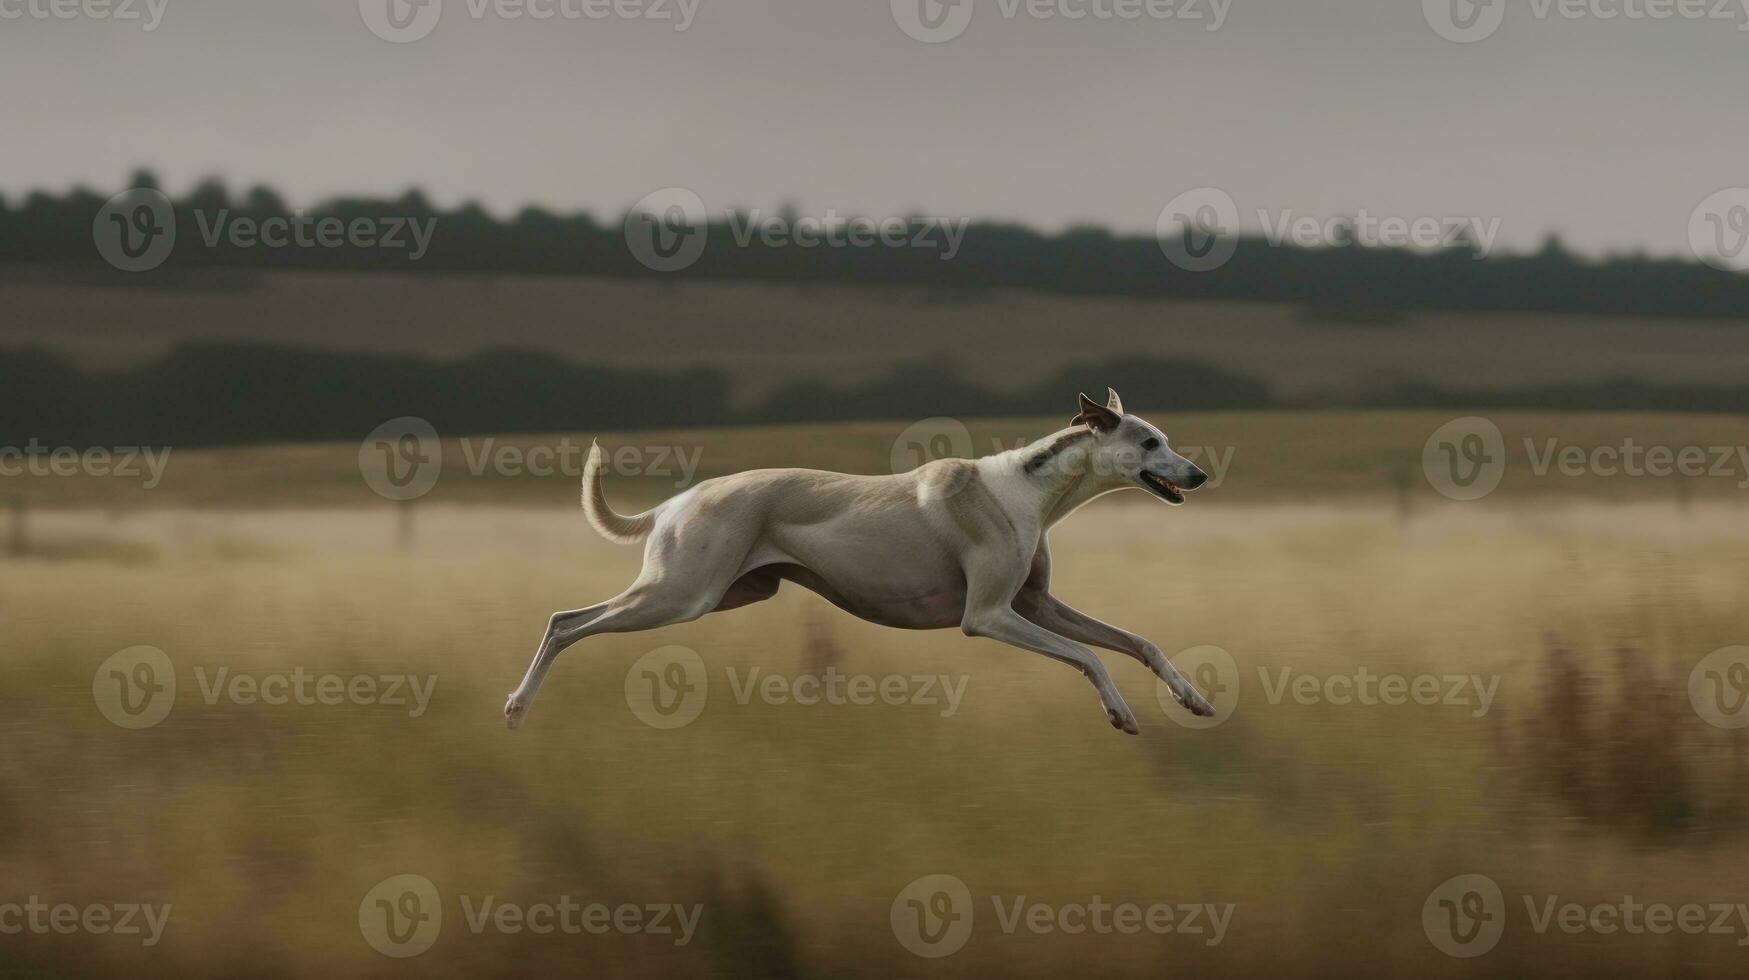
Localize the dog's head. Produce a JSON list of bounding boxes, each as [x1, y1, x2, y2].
[[1071, 388, 1208, 505]]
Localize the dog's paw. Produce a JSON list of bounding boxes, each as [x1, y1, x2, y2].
[[504, 694, 528, 731], [1175, 686, 1216, 718], [1159, 673, 1216, 718], [1107, 707, 1140, 735]]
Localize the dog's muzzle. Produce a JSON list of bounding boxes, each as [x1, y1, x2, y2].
[[1139, 470, 1185, 504], [1139, 469, 1206, 505]]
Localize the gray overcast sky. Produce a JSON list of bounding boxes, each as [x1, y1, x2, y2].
[[3, 0, 1744, 258]]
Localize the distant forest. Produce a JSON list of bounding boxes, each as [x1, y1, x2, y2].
[[3, 343, 1746, 449], [6, 171, 1749, 318], [0, 344, 1270, 447]]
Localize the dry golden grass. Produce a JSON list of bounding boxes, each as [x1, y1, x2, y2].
[[3, 478, 1748, 975]]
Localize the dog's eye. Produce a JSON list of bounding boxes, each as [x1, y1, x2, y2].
[[1140, 438, 1160, 450]]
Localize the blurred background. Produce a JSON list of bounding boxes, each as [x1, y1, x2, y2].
[[5, 0, 1749, 976]]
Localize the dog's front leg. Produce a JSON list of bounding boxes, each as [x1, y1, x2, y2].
[[1016, 595, 1215, 717], [963, 606, 1140, 734], [961, 562, 1139, 733]]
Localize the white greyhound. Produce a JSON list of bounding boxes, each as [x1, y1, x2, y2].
[[505, 389, 1214, 734]]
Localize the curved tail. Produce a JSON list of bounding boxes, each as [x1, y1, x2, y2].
[[582, 441, 656, 544]]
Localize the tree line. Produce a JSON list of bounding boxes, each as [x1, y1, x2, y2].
[[3, 343, 1744, 449], [6, 170, 1749, 318]]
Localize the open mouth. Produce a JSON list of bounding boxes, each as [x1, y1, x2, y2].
[[1139, 470, 1185, 505]]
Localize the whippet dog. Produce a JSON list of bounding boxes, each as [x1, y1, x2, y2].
[[505, 389, 1214, 734]]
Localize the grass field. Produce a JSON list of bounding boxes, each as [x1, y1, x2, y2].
[[12, 410, 1749, 509], [8, 268, 1749, 403], [3, 412, 1749, 976]]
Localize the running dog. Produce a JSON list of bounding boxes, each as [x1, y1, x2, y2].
[[505, 389, 1215, 734]]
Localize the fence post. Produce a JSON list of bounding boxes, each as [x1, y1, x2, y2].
[[1393, 464, 1414, 527], [396, 498, 416, 554], [8, 497, 26, 557]]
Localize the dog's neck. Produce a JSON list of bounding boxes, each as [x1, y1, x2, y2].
[[988, 426, 1126, 528]]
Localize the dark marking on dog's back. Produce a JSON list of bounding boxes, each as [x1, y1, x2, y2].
[[1024, 429, 1091, 474]]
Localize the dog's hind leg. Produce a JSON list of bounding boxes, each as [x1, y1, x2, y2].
[[505, 599, 616, 728], [1015, 594, 1215, 717], [504, 580, 725, 729], [506, 513, 767, 729]]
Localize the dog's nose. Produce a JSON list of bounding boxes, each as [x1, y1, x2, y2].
[[1184, 469, 1209, 490]]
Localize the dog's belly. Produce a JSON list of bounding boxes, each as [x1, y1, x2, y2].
[[765, 563, 965, 630], [753, 520, 968, 630]]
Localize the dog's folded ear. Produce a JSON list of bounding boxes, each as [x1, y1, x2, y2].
[[1075, 392, 1122, 433]]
